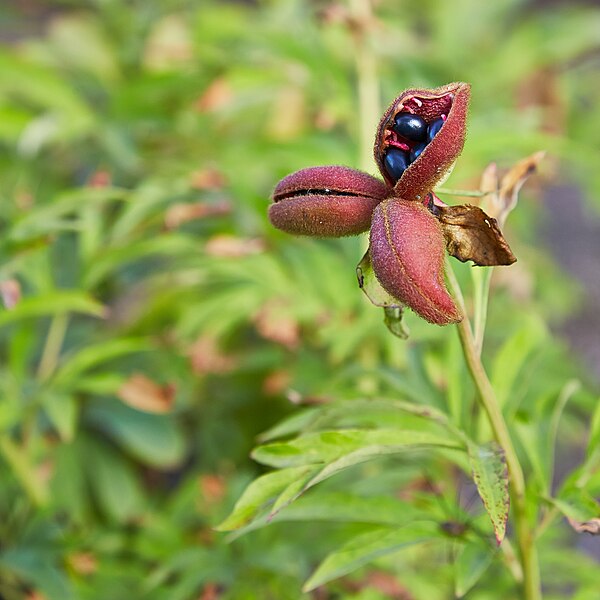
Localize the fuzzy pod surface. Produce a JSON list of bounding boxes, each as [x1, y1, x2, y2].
[[369, 198, 462, 325], [269, 166, 389, 237]]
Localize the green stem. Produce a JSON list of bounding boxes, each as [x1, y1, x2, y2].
[[436, 187, 490, 198], [348, 0, 379, 172], [472, 267, 493, 355], [446, 265, 541, 600]]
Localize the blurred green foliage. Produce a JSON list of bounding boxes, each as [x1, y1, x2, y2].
[[0, 0, 599, 598]]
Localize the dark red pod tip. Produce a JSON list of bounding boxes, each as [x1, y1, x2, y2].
[[374, 82, 470, 201], [269, 166, 389, 237], [370, 198, 462, 325]]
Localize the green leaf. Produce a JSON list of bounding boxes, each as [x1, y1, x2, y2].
[[588, 398, 600, 457], [270, 469, 316, 516], [42, 391, 79, 442], [229, 491, 428, 539], [86, 399, 186, 468], [82, 234, 198, 288], [383, 306, 410, 339], [0, 547, 72, 600], [248, 429, 464, 517], [252, 429, 463, 468], [8, 187, 130, 242], [303, 522, 439, 591], [0, 436, 49, 506], [85, 438, 146, 523], [0, 291, 105, 328], [52, 338, 152, 388], [356, 251, 403, 309], [216, 466, 315, 531], [490, 314, 545, 409], [454, 537, 497, 597], [356, 252, 410, 339], [547, 380, 580, 492], [468, 442, 509, 544], [550, 491, 600, 522], [257, 407, 321, 442]]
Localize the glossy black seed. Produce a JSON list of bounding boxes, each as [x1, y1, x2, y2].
[[427, 118, 445, 142], [384, 148, 409, 182], [409, 142, 427, 163], [393, 113, 427, 142]]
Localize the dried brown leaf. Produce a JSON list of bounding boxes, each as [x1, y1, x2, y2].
[[479, 162, 499, 196], [437, 204, 516, 266], [190, 167, 227, 190], [254, 301, 299, 350], [88, 170, 112, 188], [199, 474, 227, 504], [0, 279, 21, 309], [262, 370, 291, 395], [195, 77, 232, 112], [485, 152, 545, 226], [165, 200, 230, 229], [568, 517, 600, 535], [197, 583, 222, 600], [364, 571, 414, 599], [205, 234, 265, 258], [189, 335, 236, 375], [117, 373, 176, 414], [67, 552, 98, 575], [143, 15, 193, 71]]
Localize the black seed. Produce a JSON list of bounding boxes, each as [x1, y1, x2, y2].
[[409, 142, 427, 163], [384, 148, 409, 182], [427, 118, 445, 142], [393, 113, 427, 142]]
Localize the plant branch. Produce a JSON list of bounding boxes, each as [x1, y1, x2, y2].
[[472, 266, 493, 355], [348, 0, 379, 172], [437, 187, 490, 198], [446, 264, 541, 600]]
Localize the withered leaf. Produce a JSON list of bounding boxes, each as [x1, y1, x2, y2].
[[0, 279, 21, 309], [567, 517, 600, 535], [356, 252, 410, 338], [437, 204, 516, 267], [356, 250, 403, 309], [117, 373, 176, 414], [484, 151, 545, 227]]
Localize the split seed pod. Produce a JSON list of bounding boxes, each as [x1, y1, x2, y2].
[[374, 82, 470, 201], [268, 82, 517, 328]]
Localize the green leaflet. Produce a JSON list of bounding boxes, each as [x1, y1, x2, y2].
[[454, 536, 497, 597], [468, 442, 509, 544], [252, 429, 463, 469], [216, 466, 316, 531], [303, 522, 440, 591]]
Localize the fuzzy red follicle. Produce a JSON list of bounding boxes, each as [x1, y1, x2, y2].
[[369, 198, 462, 325], [269, 165, 389, 237]]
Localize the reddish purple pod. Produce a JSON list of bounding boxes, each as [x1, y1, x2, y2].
[[267, 83, 516, 328], [370, 198, 462, 325], [374, 82, 470, 201], [269, 166, 389, 237]]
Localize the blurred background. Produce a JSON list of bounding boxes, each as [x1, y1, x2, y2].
[[0, 0, 599, 598]]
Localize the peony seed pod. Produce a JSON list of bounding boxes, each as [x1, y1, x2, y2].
[[374, 82, 470, 201], [269, 165, 389, 237], [369, 198, 462, 325]]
